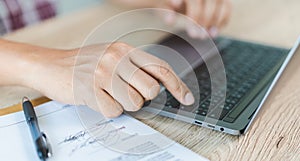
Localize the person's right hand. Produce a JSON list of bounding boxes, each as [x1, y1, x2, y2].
[[21, 42, 194, 118]]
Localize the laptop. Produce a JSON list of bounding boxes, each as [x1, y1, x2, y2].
[[140, 31, 300, 135]]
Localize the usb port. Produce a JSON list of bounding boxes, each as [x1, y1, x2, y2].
[[207, 124, 215, 128], [194, 121, 202, 125]]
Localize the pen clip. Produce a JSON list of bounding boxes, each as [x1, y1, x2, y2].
[[41, 132, 52, 158]]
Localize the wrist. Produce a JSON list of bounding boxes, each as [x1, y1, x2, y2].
[[20, 46, 75, 94]]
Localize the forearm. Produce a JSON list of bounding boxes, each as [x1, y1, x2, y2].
[[0, 39, 63, 87], [0, 39, 33, 86], [109, 0, 161, 8]]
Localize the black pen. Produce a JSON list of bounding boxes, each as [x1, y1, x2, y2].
[[22, 97, 52, 161]]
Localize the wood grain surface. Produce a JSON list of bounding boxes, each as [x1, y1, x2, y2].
[[0, 0, 299, 160]]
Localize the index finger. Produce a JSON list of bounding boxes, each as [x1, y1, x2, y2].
[[129, 49, 195, 105]]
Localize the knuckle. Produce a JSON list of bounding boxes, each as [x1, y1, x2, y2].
[[135, 99, 144, 111], [103, 50, 120, 63], [105, 108, 123, 118], [158, 61, 172, 78], [95, 69, 113, 88], [105, 42, 132, 62], [147, 81, 160, 100], [198, 16, 205, 25], [111, 42, 131, 56], [102, 102, 124, 118], [95, 64, 106, 76], [128, 89, 144, 111], [173, 81, 182, 93], [112, 42, 129, 48], [94, 90, 123, 118]]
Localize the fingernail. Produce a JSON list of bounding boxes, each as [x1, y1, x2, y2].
[[187, 24, 207, 39], [164, 12, 175, 24], [209, 26, 219, 38], [149, 85, 160, 99], [198, 31, 207, 39], [171, 0, 183, 7], [187, 25, 199, 38], [184, 92, 195, 105]]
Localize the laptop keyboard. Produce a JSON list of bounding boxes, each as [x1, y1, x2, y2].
[[160, 37, 288, 123]]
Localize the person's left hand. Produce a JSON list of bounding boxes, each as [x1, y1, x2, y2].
[[157, 0, 232, 38]]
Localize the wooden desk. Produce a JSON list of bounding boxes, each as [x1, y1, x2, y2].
[[1, 1, 299, 160]]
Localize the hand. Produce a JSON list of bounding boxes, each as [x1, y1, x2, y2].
[[23, 42, 194, 118], [158, 0, 232, 38]]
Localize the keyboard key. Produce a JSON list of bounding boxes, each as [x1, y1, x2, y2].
[[196, 110, 208, 116], [208, 108, 229, 120], [223, 117, 235, 123], [227, 105, 248, 120], [222, 103, 235, 110], [200, 103, 208, 109], [156, 36, 289, 123], [166, 99, 180, 109]]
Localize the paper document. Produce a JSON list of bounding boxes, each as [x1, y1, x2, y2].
[[0, 101, 208, 161]]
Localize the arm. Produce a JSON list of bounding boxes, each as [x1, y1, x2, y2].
[[0, 39, 54, 86], [0, 39, 76, 104], [110, 0, 160, 8], [0, 39, 194, 117], [111, 0, 232, 38]]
